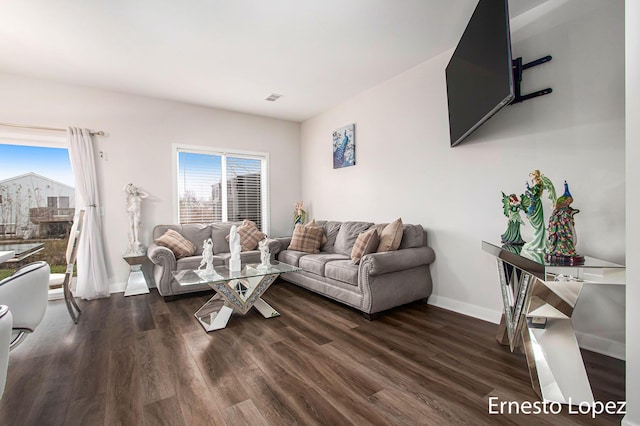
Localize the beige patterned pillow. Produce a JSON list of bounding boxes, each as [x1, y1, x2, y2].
[[376, 218, 403, 252], [155, 229, 196, 259], [351, 228, 380, 264], [288, 224, 324, 254], [305, 219, 327, 245], [226, 220, 266, 251]]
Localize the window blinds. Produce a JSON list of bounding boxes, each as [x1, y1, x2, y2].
[[177, 150, 264, 229]]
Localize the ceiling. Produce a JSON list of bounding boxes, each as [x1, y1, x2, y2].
[[0, 0, 547, 123]]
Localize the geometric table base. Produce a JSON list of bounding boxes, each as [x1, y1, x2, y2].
[[193, 272, 280, 332], [173, 262, 301, 333]]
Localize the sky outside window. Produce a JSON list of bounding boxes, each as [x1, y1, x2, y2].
[[0, 144, 74, 186]]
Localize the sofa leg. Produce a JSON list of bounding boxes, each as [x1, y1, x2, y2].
[[362, 312, 379, 321]]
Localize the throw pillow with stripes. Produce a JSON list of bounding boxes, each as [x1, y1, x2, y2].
[[155, 229, 196, 259], [351, 228, 380, 264], [288, 224, 325, 254]]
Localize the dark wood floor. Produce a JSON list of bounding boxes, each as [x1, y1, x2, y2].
[[0, 281, 625, 425]]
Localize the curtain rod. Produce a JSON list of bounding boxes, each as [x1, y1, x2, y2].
[[0, 122, 104, 136]]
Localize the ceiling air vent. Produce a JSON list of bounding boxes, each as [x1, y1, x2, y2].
[[265, 93, 283, 102]]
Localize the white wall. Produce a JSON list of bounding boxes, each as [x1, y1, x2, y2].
[[0, 73, 301, 291], [624, 0, 639, 423], [301, 0, 625, 357]]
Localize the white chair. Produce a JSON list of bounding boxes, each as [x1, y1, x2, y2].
[[0, 305, 12, 399], [0, 261, 50, 349], [49, 210, 84, 324]]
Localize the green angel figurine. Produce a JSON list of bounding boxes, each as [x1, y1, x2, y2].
[[520, 170, 556, 253], [500, 192, 526, 245]]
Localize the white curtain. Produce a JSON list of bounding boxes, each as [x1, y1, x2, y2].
[[67, 127, 109, 299]]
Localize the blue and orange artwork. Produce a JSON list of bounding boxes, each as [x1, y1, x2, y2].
[[332, 124, 355, 169]]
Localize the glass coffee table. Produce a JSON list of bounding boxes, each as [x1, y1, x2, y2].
[[172, 261, 300, 332]]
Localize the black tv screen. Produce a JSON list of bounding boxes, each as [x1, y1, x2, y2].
[[446, 0, 514, 147]]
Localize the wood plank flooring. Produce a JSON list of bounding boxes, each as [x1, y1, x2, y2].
[[0, 281, 625, 425]]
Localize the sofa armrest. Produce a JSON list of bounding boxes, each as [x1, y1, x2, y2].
[[360, 246, 435, 276], [148, 243, 177, 270], [264, 238, 282, 255]]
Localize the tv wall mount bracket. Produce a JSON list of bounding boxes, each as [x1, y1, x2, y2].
[[511, 55, 552, 104]]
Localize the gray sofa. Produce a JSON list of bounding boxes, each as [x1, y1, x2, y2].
[[276, 220, 435, 319], [147, 222, 281, 300]]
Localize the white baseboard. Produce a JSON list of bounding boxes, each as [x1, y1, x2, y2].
[[575, 331, 625, 360], [109, 282, 126, 294], [428, 294, 625, 360], [428, 295, 502, 324]]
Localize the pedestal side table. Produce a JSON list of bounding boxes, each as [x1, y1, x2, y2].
[[123, 253, 150, 297]]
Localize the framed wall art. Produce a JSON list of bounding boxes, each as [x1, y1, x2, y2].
[[332, 124, 355, 169]]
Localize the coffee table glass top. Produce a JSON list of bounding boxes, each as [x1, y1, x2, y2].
[[173, 261, 300, 287]]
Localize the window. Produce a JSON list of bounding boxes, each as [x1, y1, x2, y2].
[[0, 143, 75, 239], [58, 196, 70, 209], [176, 147, 267, 231]]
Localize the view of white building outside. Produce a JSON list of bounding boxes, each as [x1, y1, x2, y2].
[[0, 172, 75, 239]]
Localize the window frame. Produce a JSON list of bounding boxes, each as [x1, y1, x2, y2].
[[172, 144, 270, 235]]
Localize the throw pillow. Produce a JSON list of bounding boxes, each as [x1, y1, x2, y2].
[[155, 229, 196, 259], [225, 220, 266, 251], [305, 219, 328, 245], [376, 218, 404, 252], [288, 224, 324, 254], [351, 228, 380, 264]]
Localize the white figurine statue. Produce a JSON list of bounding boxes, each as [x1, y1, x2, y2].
[[124, 183, 149, 255], [257, 238, 271, 270], [229, 225, 241, 272], [198, 238, 216, 276]]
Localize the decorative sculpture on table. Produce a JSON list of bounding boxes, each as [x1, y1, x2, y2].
[[546, 181, 584, 264], [520, 170, 556, 253], [293, 202, 307, 226], [257, 238, 271, 270], [198, 238, 217, 276], [124, 183, 149, 255], [500, 192, 526, 245], [229, 225, 241, 272]]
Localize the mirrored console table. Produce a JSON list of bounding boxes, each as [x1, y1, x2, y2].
[[482, 241, 625, 405]]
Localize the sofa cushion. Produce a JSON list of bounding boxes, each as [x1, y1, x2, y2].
[[180, 224, 212, 255], [211, 222, 241, 254], [153, 224, 182, 240], [317, 220, 342, 253], [299, 253, 351, 277], [377, 218, 403, 252], [399, 224, 425, 249], [325, 260, 359, 286], [288, 224, 324, 254], [351, 228, 380, 264], [155, 229, 196, 259], [176, 255, 225, 271], [333, 221, 374, 256], [278, 250, 309, 267]]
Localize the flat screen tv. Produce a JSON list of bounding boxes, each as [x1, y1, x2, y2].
[[446, 0, 514, 147]]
